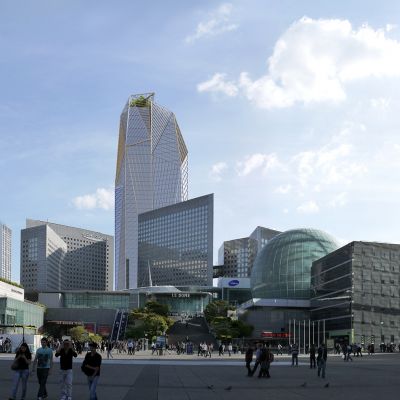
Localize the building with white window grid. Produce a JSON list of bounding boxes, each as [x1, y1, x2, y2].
[[0, 222, 12, 281], [21, 220, 113, 300]]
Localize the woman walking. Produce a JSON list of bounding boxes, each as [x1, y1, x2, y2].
[[9, 342, 32, 400]]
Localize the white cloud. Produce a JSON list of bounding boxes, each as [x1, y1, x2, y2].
[[72, 188, 114, 211], [370, 97, 391, 110], [198, 17, 400, 108], [210, 161, 228, 181], [297, 200, 320, 214], [236, 153, 280, 177], [275, 184, 292, 194], [386, 23, 397, 32], [197, 73, 238, 97], [328, 192, 348, 208], [185, 3, 238, 43]]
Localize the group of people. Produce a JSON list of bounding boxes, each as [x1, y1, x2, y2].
[[9, 337, 102, 400], [243, 342, 328, 380]]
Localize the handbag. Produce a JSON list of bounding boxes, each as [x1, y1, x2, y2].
[[10, 359, 19, 370]]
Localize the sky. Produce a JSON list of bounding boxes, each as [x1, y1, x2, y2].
[[2, 0, 400, 283]]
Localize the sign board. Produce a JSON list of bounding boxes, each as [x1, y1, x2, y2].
[[261, 332, 291, 338], [171, 293, 190, 298], [83, 323, 96, 334], [156, 336, 166, 348]]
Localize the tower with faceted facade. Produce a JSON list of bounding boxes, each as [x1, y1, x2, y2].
[[115, 93, 188, 289]]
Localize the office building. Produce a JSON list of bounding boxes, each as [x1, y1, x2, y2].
[[138, 194, 213, 287], [311, 241, 400, 346], [115, 93, 188, 289], [21, 220, 113, 299], [218, 226, 280, 278], [218, 237, 258, 278], [0, 222, 11, 281], [249, 226, 281, 253], [240, 228, 339, 339]]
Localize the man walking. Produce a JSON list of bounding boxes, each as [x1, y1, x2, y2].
[[32, 337, 53, 400], [55, 339, 77, 400], [245, 345, 254, 376], [310, 343, 316, 369], [291, 343, 299, 367], [317, 343, 327, 379], [81, 342, 102, 400]]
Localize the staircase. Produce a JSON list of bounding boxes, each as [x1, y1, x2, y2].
[[167, 316, 218, 346], [110, 310, 129, 342]]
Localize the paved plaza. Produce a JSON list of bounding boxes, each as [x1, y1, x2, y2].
[[0, 353, 398, 399]]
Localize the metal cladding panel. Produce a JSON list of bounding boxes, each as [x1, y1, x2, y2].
[[126, 107, 150, 145]]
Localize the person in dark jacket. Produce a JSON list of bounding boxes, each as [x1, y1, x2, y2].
[[309, 344, 316, 369], [9, 342, 31, 400], [317, 343, 328, 378], [55, 339, 77, 400], [245, 346, 254, 376], [81, 343, 102, 400]]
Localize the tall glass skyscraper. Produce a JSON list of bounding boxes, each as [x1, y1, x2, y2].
[[115, 93, 188, 289]]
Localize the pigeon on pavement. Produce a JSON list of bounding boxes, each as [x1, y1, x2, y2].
[[324, 382, 330, 388], [225, 386, 232, 391]]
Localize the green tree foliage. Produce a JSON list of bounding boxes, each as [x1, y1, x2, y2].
[[204, 300, 254, 339], [145, 301, 170, 317], [126, 302, 173, 339], [204, 300, 231, 321], [69, 326, 88, 342], [129, 95, 149, 107]]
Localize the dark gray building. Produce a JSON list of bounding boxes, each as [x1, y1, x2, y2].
[[249, 226, 281, 253], [138, 194, 213, 287], [311, 241, 400, 346]]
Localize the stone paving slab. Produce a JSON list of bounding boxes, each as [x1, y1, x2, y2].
[[0, 354, 398, 400]]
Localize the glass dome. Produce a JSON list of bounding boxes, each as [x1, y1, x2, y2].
[[250, 229, 339, 300]]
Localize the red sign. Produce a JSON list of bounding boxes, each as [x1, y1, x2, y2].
[[84, 323, 96, 334], [261, 332, 292, 338], [97, 325, 112, 337]]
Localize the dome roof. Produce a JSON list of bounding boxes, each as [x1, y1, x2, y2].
[[250, 228, 339, 300]]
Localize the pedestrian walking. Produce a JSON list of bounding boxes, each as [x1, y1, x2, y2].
[[277, 343, 283, 355], [245, 346, 254, 376], [251, 343, 263, 376], [81, 342, 102, 400], [258, 344, 273, 378], [9, 342, 31, 400], [309, 343, 316, 369], [317, 343, 327, 379], [55, 339, 78, 400], [291, 343, 299, 366], [32, 337, 53, 400], [106, 341, 113, 359], [227, 343, 233, 356]]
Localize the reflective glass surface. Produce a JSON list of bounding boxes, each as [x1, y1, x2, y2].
[[251, 229, 339, 299]]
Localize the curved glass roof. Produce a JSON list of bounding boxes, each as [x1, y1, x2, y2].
[[250, 228, 339, 300]]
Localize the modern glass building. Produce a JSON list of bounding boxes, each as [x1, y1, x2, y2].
[[218, 226, 280, 278], [249, 226, 281, 253], [138, 194, 213, 287], [0, 222, 12, 281], [311, 241, 400, 346], [251, 229, 339, 300], [115, 93, 188, 290], [218, 238, 258, 278]]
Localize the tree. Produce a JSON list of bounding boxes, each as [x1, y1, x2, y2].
[[143, 314, 168, 337], [69, 326, 88, 342], [145, 301, 169, 317], [204, 300, 231, 322]]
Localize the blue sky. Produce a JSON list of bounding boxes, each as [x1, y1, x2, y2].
[[2, 0, 400, 282]]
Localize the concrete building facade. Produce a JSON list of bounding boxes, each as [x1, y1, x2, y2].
[[21, 220, 113, 299]]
